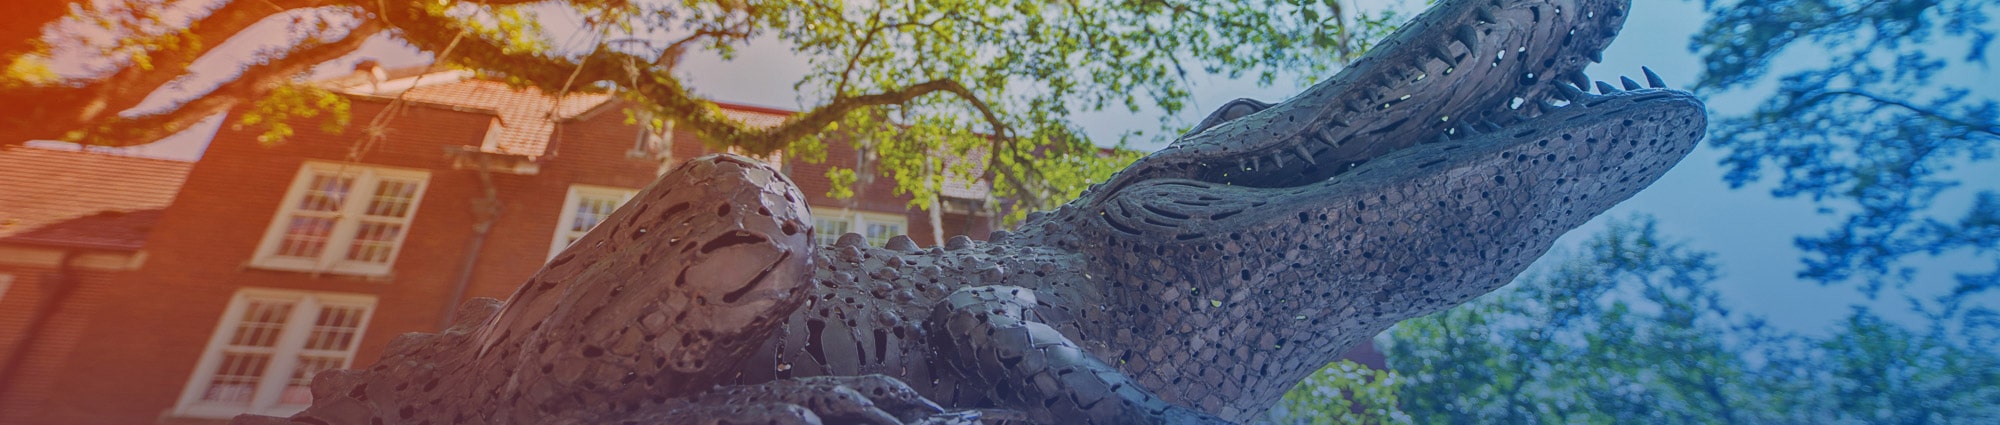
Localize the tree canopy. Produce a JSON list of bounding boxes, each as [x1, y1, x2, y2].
[[1, 0, 1395, 216], [1272, 217, 2000, 424], [1687, 0, 1999, 306]]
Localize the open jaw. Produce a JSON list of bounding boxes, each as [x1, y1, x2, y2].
[[1093, 86, 1706, 240], [1099, 0, 1638, 192], [1172, 69, 1686, 191]]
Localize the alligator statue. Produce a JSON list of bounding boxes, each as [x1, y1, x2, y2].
[[236, 0, 1705, 423]]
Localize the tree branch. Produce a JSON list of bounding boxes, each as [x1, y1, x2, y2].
[[88, 0, 324, 117], [2, 11, 384, 146], [832, 8, 890, 99], [1814, 90, 2000, 138]]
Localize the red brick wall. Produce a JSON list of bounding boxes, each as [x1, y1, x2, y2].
[[0, 261, 127, 425]]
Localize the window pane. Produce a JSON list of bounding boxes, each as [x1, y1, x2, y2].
[[344, 221, 403, 263], [570, 195, 623, 233], [364, 179, 420, 218], [813, 217, 851, 246], [281, 355, 347, 405], [275, 216, 336, 258], [201, 351, 270, 404], [228, 301, 294, 347], [297, 174, 352, 212], [303, 305, 366, 351], [866, 223, 902, 246]]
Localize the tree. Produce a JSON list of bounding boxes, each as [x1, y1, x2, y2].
[[0, 0, 1393, 216], [1266, 360, 1411, 425], [1328, 215, 2000, 424], [1683, 0, 2000, 306], [1380, 216, 1765, 425]]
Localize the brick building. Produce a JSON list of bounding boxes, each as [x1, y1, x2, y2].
[[0, 67, 994, 424], [0, 147, 196, 423]]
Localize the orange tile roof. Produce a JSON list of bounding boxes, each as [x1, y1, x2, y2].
[[388, 79, 614, 157], [0, 147, 193, 250], [712, 101, 791, 130]]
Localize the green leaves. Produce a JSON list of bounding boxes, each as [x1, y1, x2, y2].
[[1272, 360, 1411, 425], [237, 84, 351, 144], [1344, 215, 2000, 424], [568, 0, 1379, 215], [1689, 0, 2000, 302]]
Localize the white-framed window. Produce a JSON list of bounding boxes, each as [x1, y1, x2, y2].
[[549, 184, 639, 259], [251, 162, 430, 276], [175, 289, 376, 419], [811, 208, 907, 247]]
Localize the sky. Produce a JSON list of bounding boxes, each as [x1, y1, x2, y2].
[[66, 0, 1999, 338]]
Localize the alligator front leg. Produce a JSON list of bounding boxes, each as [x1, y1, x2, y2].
[[927, 286, 1230, 424]]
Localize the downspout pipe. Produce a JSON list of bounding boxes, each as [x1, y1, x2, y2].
[[441, 155, 502, 330], [0, 250, 79, 395]]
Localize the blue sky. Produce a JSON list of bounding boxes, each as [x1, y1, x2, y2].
[[103, 0, 1998, 338]]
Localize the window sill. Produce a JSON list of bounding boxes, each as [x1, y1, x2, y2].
[[169, 405, 305, 421], [243, 259, 395, 281]]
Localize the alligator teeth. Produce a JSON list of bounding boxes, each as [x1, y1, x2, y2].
[[1457, 122, 1482, 136], [1474, 7, 1496, 24], [1587, 49, 1604, 63], [1454, 25, 1480, 53], [1314, 128, 1342, 147], [1595, 81, 1619, 94], [1292, 145, 1318, 165], [1536, 99, 1560, 111], [1269, 153, 1285, 169], [1238, 158, 1250, 171], [1564, 70, 1591, 89], [1429, 44, 1456, 63], [1435, 133, 1451, 144], [1480, 120, 1504, 132], [1619, 76, 1642, 91], [1554, 82, 1586, 101], [1397, 64, 1425, 82], [1642, 67, 1667, 88]]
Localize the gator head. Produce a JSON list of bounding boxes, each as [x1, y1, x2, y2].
[[1011, 0, 1705, 417]]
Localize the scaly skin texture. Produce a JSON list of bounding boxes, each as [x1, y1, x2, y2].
[[236, 0, 1705, 423]]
